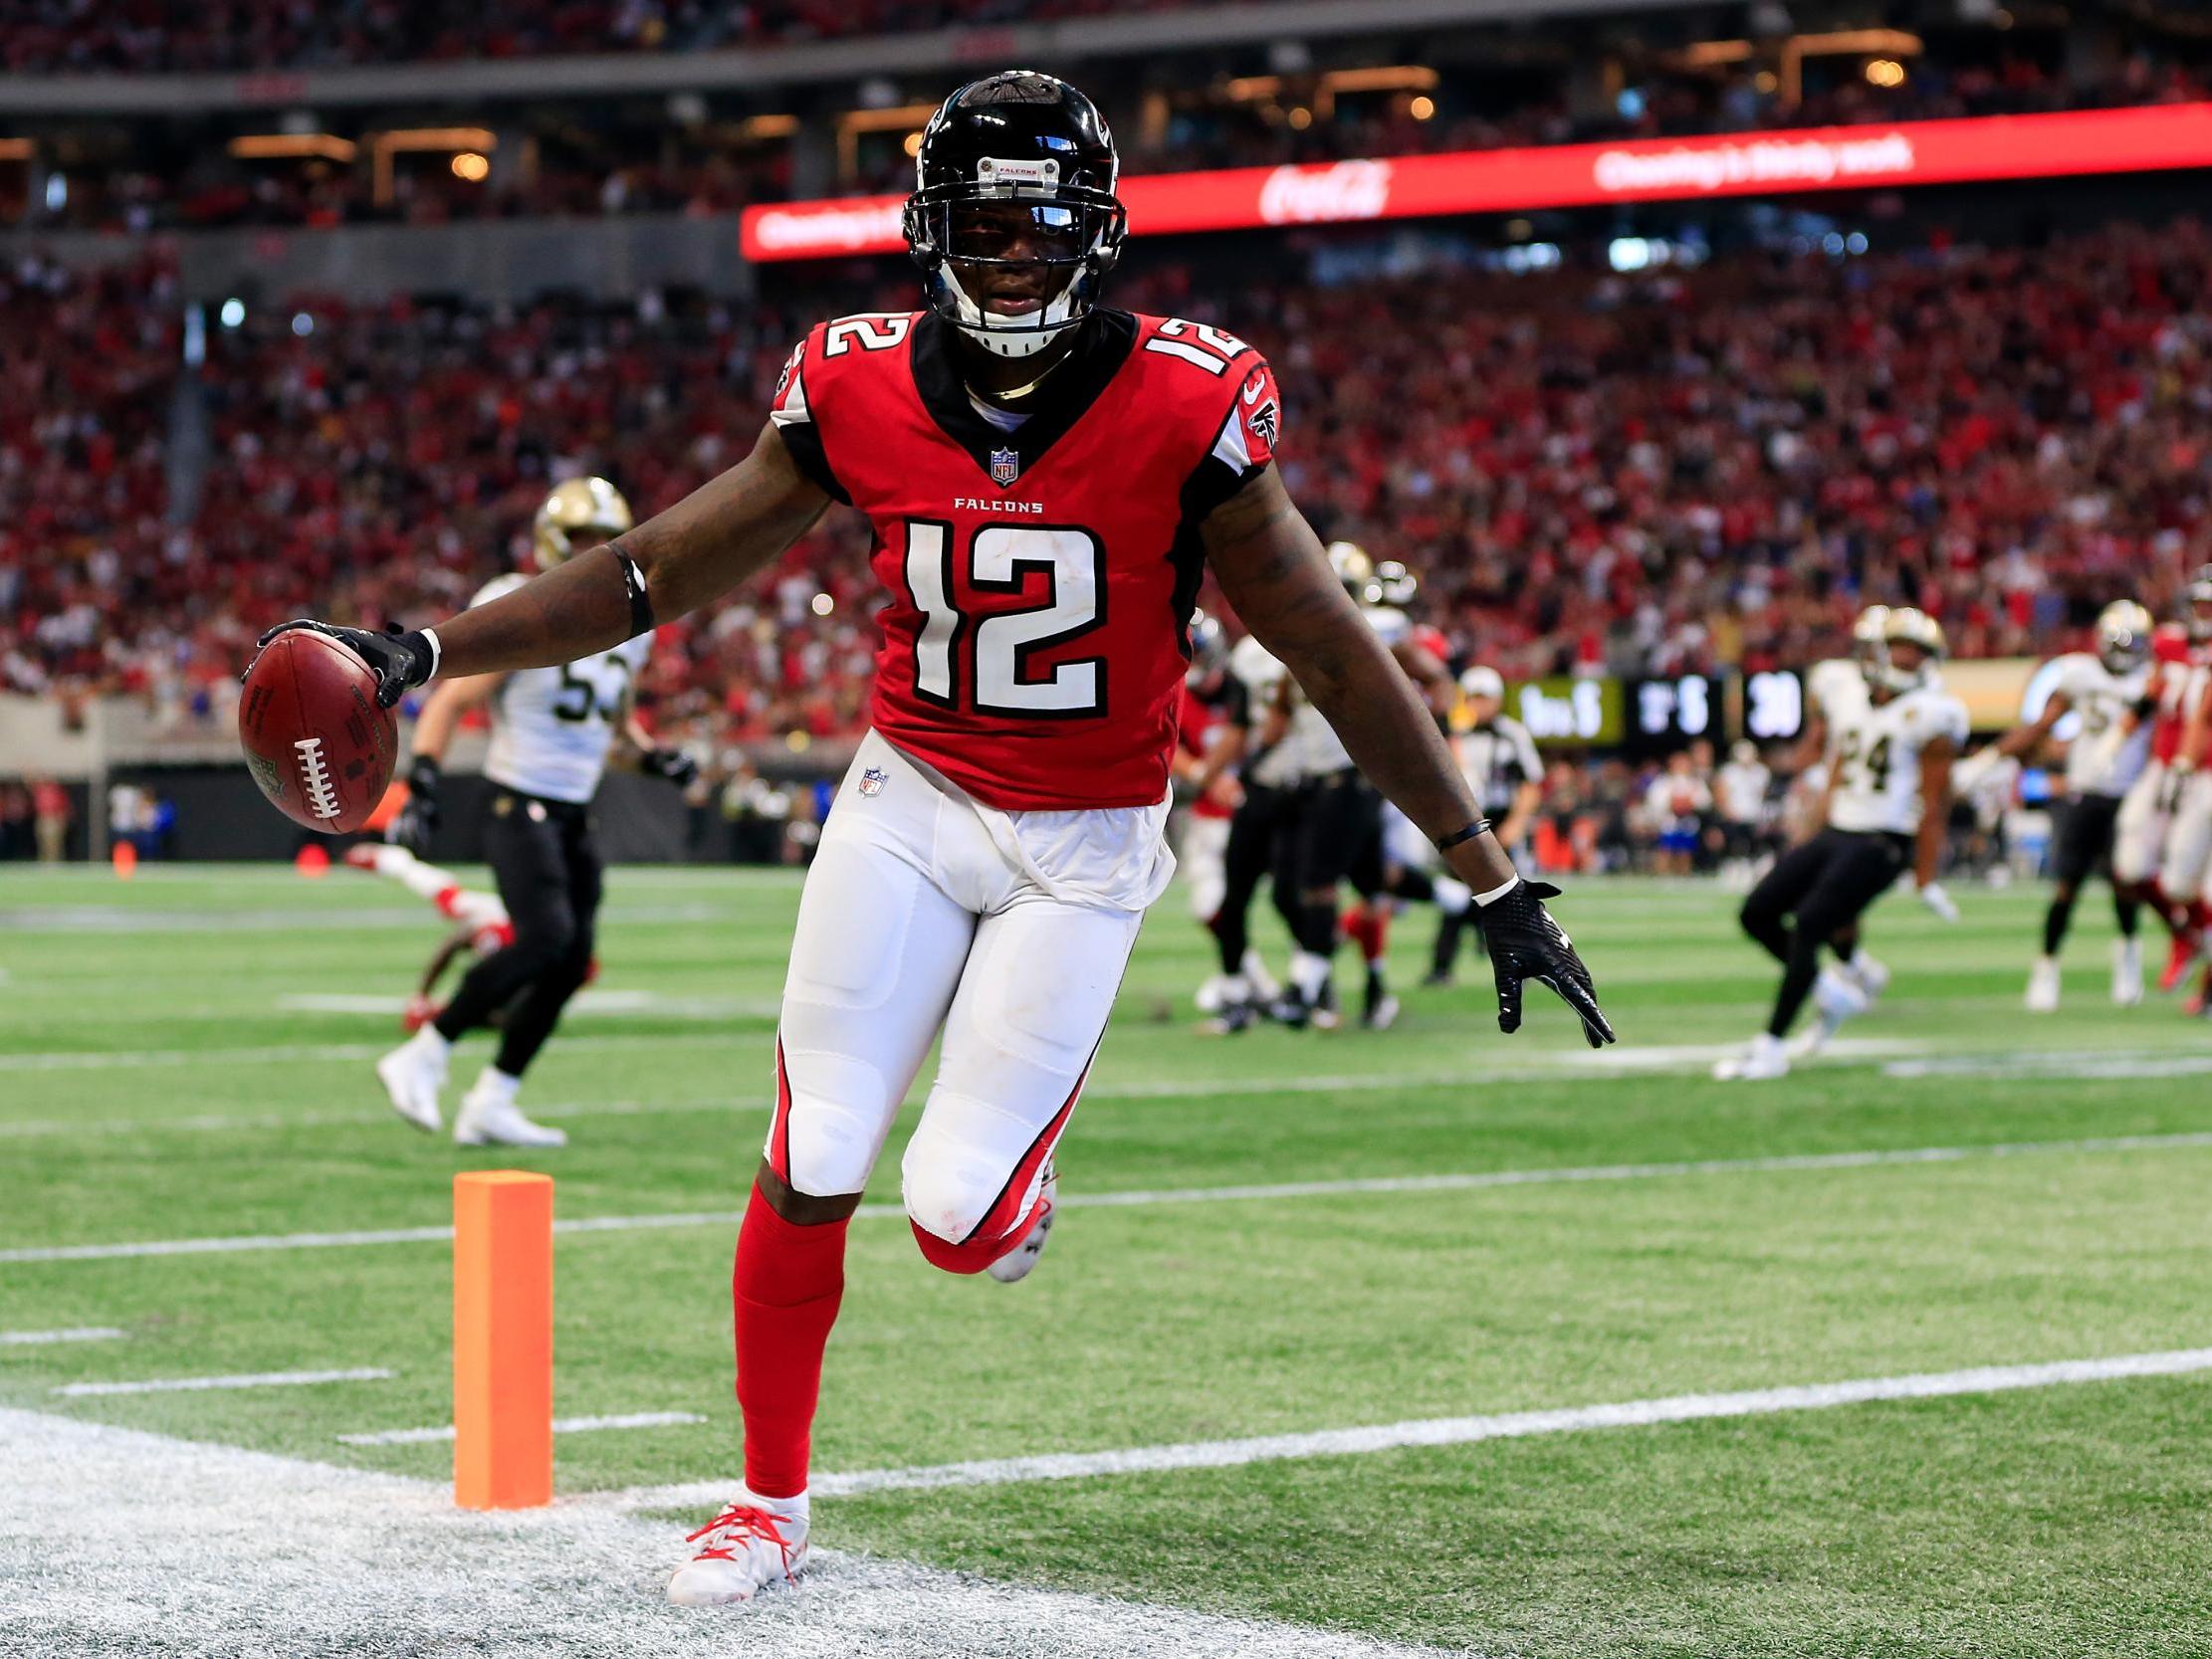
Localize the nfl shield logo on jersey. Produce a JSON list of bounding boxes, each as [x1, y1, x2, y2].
[[990, 447, 1020, 487], [858, 766, 888, 798]]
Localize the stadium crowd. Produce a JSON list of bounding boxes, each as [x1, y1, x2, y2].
[[7, 217, 2211, 762], [0, 0, 1204, 74]]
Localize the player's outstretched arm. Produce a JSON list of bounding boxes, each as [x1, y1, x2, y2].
[[263, 422, 831, 706], [1914, 736, 1959, 920], [1204, 465, 1614, 1046]]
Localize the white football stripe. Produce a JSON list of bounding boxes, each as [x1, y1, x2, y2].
[[336, 1411, 705, 1447], [0, 1326, 126, 1347], [4, 1130, 2206, 1266], [612, 1347, 2212, 1511], [1, 1406, 1447, 1659], [54, 1367, 392, 1397]]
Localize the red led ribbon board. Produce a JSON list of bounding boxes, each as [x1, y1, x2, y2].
[[742, 102, 2212, 262]]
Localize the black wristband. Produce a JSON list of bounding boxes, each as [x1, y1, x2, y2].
[[615, 549, 656, 640], [405, 754, 441, 792], [1435, 818, 1493, 852]]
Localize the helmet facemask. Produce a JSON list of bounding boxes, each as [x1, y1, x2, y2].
[[906, 189, 1126, 361]]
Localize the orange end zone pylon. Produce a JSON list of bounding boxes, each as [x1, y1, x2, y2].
[[453, 1170, 553, 1509]]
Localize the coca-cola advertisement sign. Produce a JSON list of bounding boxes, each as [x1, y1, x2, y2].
[[741, 103, 2212, 262], [1256, 160, 1394, 225]]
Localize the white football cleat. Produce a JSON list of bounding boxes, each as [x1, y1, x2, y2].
[[1714, 1032, 1790, 1081], [2025, 954, 2061, 1013], [1843, 950, 1889, 1001], [1194, 973, 1232, 1015], [452, 1082, 567, 1148], [2111, 936, 2144, 1005], [667, 1494, 808, 1606], [375, 1030, 448, 1134], [1792, 968, 1869, 1059], [987, 1164, 1056, 1285], [1240, 948, 1281, 1003]]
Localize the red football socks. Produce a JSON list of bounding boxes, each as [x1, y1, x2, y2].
[[732, 1182, 848, 1500]]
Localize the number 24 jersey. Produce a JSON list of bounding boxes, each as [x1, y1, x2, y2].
[[770, 308, 1281, 811], [1826, 681, 1969, 836]]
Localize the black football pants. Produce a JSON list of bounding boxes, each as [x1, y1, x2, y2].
[[434, 788, 602, 1079], [1739, 828, 1908, 1038]]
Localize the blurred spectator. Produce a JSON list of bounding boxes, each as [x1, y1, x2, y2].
[[11, 219, 2212, 769], [30, 774, 72, 861]]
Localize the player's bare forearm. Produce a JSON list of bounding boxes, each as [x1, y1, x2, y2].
[[405, 675, 494, 764], [1204, 467, 1513, 889], [431, 423, 829, 680], [1915, 744, 1954, 887]]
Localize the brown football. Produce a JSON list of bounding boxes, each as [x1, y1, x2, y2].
[[238, 630, 398, 834]]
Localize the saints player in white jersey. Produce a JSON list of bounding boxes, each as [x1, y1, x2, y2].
[[1958, 600, 2155, 1010], [1267, 542, 1450, 1028], [1718, 608, 1968, 1080], [1425, 666, 1544, 985], [374, 478, 697, 1145], [1786, 605, 1906, 1003]]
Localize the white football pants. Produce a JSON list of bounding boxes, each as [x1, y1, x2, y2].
[[1180, 811, 1229, 921], [768, 731, 1165, 1251]]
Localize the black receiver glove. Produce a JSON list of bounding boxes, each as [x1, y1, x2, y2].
[[1480, 879, 1617, 1049], [255, 620, 435, 711], [642, 747, 700, 789], [387, 756, 441, 857]]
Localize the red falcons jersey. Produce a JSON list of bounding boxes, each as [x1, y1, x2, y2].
[[2147, 628, 2207, 763], [769, 309, 1279, 810]]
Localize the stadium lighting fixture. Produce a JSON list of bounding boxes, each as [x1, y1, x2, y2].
[[736, 114, 798, 141], [368, 126, 498, 205], [834, 103, 938, 181], [228, 134, 357, 163], [0, 138, 32, 161], [1409, 96, 1437, 121], [451, 151, 491, 181], [1865, 59, 1906, 88]]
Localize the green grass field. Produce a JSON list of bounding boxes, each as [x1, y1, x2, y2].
[[4, 862, 2211, 1656]]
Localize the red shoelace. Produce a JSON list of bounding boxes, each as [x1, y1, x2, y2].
[[686, 1505, 798, 1578]]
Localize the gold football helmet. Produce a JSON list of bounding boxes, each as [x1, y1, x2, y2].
[[1326, 540, 1382, 606], [1875, 606, 1946, 692], [2095, 599, 2153, 673], [532, 477, 633, 571]]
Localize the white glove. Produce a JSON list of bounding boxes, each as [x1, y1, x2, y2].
[[1950, 747, 2000, 795], [1918, 881, 1960, 924]]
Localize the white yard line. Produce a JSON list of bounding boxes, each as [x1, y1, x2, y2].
[[4, 1129, 2206, 1267], [0, 1327, 125, 1347], [611, 1347, 2212, 1512], [0, 1406, 1447, 1659], [54, 1367, 391, 1397], [336, 1410, 705, 1447]]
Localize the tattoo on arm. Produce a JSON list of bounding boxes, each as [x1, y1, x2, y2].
[[1204, 467, 1516, 890]]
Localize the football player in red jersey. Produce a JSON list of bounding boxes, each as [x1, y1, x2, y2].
[[259, 70, 1614, 1604]]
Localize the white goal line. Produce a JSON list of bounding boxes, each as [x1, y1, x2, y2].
[[610, 1346, 2212, 1512], [4, 1130, 2206, 1266]]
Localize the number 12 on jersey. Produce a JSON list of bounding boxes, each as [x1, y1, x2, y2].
[[903, 519, 1107, 719]]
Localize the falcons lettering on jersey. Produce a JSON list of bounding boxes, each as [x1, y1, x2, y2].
[[771, 309, 1278, 810]]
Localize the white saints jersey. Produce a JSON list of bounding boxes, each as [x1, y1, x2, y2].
[[2047, 653, 2152, 798], [1806, 656, 1870, 730], [474, 574, 655, 804], [1825, 681, 1970, 836], [1282, 605, 1412, 781], [1227, 635, 1304, 790]]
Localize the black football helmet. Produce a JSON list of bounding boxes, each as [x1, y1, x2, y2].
[[902, 71, 1127, 360]]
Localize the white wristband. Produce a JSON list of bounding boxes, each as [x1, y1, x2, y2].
[[1472, 874, 1522, 908], [419, 627, 442, 683]]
